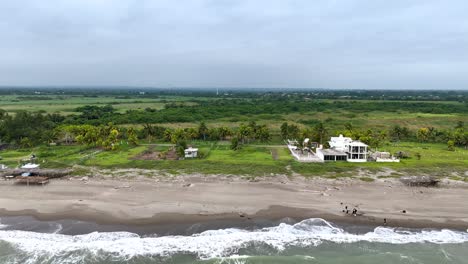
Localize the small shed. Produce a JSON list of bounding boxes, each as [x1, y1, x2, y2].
[[184, 147, 198, 158]]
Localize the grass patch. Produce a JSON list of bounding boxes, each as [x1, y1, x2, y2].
[[359, 177, 375, 182]]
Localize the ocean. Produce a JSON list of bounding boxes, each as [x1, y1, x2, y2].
[[0, 216, 467, 264]]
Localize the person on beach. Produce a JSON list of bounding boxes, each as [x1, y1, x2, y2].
[[383, 218, 387, 226]]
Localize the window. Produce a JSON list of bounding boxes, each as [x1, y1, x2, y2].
[[337, 155, 346, 161]]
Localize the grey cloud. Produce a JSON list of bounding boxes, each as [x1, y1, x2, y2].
[[0, 0, 467, 89]]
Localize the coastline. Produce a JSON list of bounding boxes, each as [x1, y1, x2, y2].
[[1, 172, 468, 231]]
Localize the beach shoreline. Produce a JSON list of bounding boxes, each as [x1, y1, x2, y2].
[[1, 173, 468, 231]]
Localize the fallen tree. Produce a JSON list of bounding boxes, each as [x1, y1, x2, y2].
[[400, 176, 440, 187]]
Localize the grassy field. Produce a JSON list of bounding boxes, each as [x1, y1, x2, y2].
[[0, 92, 466, 178], [1, 141, 466, 179], [0, 95, 197, 115], [1, 95, 466, 133]]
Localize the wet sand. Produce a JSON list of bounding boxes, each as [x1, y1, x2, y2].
[[1, 174, 467, 230]]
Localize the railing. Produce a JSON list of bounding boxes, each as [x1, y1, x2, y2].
[[287, 145, 324, 162]]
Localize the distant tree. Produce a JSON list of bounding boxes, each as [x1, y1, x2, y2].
[[416, 128, 430, 142], [280, 122, 289, 139], [127, 128, 138, 146], [20, 137, 33, 148], [255, 125, 271, 142], [208, 128, 221, 141], [453, 128, 468, 149], [185, 127, 199, 140], [198, 122, 208, 140], [218, 126, 232, 140], [175, 140, 187, 158], [230, 136, 240, 150], [389, 125, 410, 142], [238, 123, 253, 144], [142, 123, 155, 142], [163, 129, 173, 142], [171, 129, 188, 144], [447, 140, 455, 151], [300, 128, 313, 141], [103, 128, 119, 150], [42, 129, 58, 144]]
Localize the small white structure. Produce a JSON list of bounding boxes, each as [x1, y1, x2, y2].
[[0, 164, 8, 170], [184, 147, 198, 158], [20, 163, 40, 169], [328, 134, 368, 162], [371, 151, 400, 163]]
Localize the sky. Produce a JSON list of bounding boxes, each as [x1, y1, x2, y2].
[[0, 0, 467, 90]]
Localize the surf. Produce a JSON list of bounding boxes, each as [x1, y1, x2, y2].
[[0, 218, 467, 261]]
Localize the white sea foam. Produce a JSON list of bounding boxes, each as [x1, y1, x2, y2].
[[0, 218, 467, 261], [0, 218, 8, 229]]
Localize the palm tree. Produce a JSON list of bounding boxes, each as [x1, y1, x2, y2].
[[314, 122, 328, 144], [198, 122, 208, 140]]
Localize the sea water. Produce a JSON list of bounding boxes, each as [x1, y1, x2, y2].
[[0, 217, 467, 264]]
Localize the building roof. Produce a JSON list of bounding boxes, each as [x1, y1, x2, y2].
[[329, 134, 368, 147], [318, 149, 347, 156], [184, 147, 198, 152], [330, 136, 352, 141], [348, 141, 368, 147]]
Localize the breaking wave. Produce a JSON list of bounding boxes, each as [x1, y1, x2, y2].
[[0, 218, 467, 262]]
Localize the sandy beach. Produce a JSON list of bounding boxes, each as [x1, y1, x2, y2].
[[1, 171, 468, 230]]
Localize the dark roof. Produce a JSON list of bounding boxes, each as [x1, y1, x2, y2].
[[319, 149, 347, 156]]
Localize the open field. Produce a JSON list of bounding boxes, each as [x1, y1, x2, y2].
[[1, 94, 466, 130], [0, 94, 198, 115]]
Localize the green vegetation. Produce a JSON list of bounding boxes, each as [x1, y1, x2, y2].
[[0, 88, 466, 177], [0, 141, 465, 178]]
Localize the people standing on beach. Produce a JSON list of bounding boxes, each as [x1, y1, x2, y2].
[[352, 208, 357, 216], [383, 218, 387, 226]]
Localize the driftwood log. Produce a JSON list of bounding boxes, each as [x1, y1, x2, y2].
[[0, 169, 71, 179], [400, 176, 440, 187]]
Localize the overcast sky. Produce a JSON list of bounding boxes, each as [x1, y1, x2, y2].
[[0, 0, 467, 89]]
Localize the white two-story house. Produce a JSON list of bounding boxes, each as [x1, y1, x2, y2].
[[328, 134, 368, 162]]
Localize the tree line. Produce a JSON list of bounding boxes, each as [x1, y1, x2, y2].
[[0, 109, 466, 151], [280, 121, 468, 150], [59, 98, 468, 126]]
